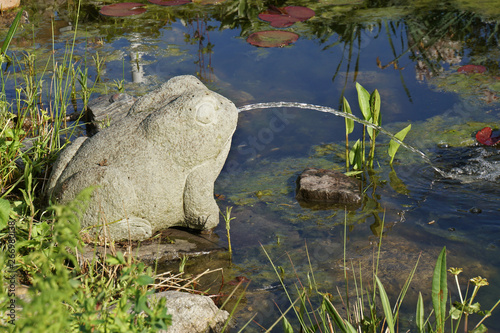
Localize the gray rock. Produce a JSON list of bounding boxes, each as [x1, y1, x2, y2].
[[295, 167, 362, 209], [47, 75, 238, 241], [151, 291, 230, 333]]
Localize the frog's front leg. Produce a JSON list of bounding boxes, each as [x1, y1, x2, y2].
[[183, 163, 219, 230], [183, 141, 231, 230]]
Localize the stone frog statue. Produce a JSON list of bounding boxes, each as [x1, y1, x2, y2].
[[46, 75, 238, 241]]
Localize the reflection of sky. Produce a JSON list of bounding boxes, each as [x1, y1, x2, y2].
[[136, 19, 467, 124]]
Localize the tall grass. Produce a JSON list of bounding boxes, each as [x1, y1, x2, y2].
[[0, 4, 173, 331], [262, 213, 499, 332]]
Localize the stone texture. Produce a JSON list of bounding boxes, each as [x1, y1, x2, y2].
[[152, 291, 230, 333], [295, 167, 361, 209], [47, 75, 238, 241], [86, 93, 137, 136], [0, 0, 20, 11]]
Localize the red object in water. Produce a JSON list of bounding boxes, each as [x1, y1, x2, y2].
[[99, 3, 146, 17], [457, 64, 487, 74], [148, 0, 191, 6], [476, 127, 500, 146]]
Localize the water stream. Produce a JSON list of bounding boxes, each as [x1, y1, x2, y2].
[[238, 102, 449, 177]]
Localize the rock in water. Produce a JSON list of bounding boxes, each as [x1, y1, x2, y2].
[[47, 75, 238, 241], [295, 168, 362, 209]]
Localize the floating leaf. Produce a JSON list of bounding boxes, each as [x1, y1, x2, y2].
[[258, 6, 315, 28], [476, 127, 500, 146], [246, 30, 299, 48], [148, 0, 191, 6], [457, 64, 487, 74], [193, 0, 226, 4], [99, 3, 147, 17]]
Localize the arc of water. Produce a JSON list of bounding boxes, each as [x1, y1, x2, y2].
[[237, 102, 446, 177]]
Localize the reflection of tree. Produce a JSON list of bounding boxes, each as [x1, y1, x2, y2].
[[43, 0, 500, 100], [184, 15, 215, 82]]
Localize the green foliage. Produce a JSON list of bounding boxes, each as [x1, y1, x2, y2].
[[375, 275, 395, 333], [264, 224, 499, 333], [431, 247, 448, 333], [343, 83, 410, 173], [0, 9, 24, 58], [0, 188, 172, 332], [343, 97, 354, 170], [0, 5, 172, 330], [388, 124, 412, 164]]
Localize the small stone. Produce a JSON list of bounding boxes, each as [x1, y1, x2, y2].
[[469, 207, 482, 214], [295, 168, 362, 210]]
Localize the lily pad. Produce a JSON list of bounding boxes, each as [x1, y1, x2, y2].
[[258, 6, 315, 28], [476, 127, 500, 146], [148, 0, 191, 6], [457, 64, 487, 74], [99, 3, 146, 17], [246, 30, 299, 48]]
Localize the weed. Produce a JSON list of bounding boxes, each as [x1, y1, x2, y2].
[[220, 206, 235, 259]]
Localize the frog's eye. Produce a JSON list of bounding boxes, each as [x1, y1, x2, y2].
[[195, 102, 215, 124]]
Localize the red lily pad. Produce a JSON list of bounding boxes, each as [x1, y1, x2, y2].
[[457, 64, 487, 74], [476, 127, 500, 146], [148, 0, 191, 6], [259, 6, 315, 28], [247, 30, 299, 48], [99, 3, 146, 17]]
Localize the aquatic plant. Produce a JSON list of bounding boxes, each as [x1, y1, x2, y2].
[[220, 206, 236, 259], [148, 0, 192, 6], [258, 6, 315, 28], [99, 3, 147, 17], [475, 127, 500, 146], [342, 82, 411, 172], [457, 65, 487, 74]]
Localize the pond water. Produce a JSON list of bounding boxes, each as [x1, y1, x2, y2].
[[5, 0, 500, 331]]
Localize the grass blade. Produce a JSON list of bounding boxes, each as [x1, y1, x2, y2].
[[432, 247, 447, 333], [375, 275, 395, 333], [416, 292, 424, 332], [1, 9, 23, 55]]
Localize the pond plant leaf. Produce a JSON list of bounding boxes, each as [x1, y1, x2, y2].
[[457, 64, 487, 74], [148, 0, 191, 6], [246, 31, 299, 48], [476, 127, 500, 146], [258, 6, 315, 28], [99, 3, 147, 17]]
